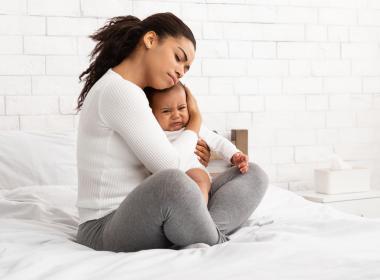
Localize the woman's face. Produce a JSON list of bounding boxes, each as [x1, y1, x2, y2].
[[144, 34, 195, 90]]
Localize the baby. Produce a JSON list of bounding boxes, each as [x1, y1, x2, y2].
[[145, 82, 249, 204]]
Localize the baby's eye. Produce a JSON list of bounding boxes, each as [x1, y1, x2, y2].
[[175, 54, 180, 62], [179, 106, 186, 110]]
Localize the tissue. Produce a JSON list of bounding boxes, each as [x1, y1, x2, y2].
[[314, 154, 370, 194], [329, 154, 352, 170]]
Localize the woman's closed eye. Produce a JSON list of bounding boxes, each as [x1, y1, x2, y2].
[[175, 54, 190, 73]]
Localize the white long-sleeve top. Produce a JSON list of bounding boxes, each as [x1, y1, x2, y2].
[[165, 125, 240, 175], [76, 69, 198, 225]]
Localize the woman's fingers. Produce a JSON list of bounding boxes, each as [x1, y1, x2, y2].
[[196, 143, 208, 154], [198, 157, 208, 167], [195, 149, 208, 167], [195, 138, 210, 166], [195, 150, 207, 167], [197, 138, 209, 150], [183, 84, 199, 115]]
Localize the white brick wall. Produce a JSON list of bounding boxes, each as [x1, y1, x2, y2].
[[29, 0, 80, 16], [0, 0, 379, 190]]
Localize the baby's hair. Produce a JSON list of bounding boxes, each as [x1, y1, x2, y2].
[[144, 82, 186, 108]]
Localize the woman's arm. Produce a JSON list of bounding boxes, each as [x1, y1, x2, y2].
[[183, 85, 201, 134], [98, 83, 198, 173], [182, 84, 212, 167]]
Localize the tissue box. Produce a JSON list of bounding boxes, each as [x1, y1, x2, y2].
[[314, 168, 370, 194]]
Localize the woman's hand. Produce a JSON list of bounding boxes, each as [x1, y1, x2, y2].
[[231, 152, 249, 174], [183, 84, 201, 134], [195, 138, 211, 167], [183, 84, 201, 120]]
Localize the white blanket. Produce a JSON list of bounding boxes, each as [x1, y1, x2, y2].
[[1, 184, 379, 280]]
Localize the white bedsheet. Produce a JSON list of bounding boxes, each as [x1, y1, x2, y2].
[[1, 184, 379, 280]]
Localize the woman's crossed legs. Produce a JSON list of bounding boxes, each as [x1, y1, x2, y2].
[[76, 163, 268, 252]]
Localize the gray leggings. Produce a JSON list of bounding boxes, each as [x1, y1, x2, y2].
[[76, 162, 268, 252]]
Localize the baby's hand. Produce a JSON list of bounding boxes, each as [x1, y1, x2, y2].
[[231, 152, 249, 174]]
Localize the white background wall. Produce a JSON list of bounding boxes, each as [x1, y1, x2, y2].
[[0, 0, 379, 190]]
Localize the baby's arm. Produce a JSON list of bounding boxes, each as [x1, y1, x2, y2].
[[200, 125, 249, 173], [186, 168, 211, 204]]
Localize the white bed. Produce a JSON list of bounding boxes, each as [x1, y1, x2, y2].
[[1, 131, 380, 280]]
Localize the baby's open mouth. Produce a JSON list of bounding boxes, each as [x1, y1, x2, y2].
[[171, 122, 183, 129]]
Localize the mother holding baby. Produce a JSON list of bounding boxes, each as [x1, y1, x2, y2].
[[75, 12, 268, 252]]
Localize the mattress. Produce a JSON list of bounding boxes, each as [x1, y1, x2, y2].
[[1, 184, 379, 280]]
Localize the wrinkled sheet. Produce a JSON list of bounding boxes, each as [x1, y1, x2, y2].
[[1, 184, 380, 280]]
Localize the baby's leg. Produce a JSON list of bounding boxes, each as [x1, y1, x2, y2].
[[186, 168, 211, 204]]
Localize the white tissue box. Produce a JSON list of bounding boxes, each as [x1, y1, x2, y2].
[[314, 168, 370, 194]]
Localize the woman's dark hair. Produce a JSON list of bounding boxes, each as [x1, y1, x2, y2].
[[76, 12, 196, 112]]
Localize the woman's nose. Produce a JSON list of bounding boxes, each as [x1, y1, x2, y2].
[[176, 67, 184, 79]]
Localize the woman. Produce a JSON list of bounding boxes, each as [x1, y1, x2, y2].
[[75, 12, 268, 253]]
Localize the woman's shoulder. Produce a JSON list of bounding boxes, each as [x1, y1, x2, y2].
[[95, 70, 149, 116], [97, 69, 146, 104], [102, 69, 143, 94]]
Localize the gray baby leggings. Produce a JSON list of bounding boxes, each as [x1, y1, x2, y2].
[[76, 162, 268, 252]]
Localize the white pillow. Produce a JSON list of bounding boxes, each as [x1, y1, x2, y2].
[[0, 130, 77, 189]]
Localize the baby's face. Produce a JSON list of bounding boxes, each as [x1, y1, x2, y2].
[[150, 86, 189, 131]]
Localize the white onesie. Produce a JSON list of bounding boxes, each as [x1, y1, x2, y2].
[[165, 124, 240, 179]]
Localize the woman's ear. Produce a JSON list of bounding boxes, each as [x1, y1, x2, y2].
[[143, 31, 158, 49]]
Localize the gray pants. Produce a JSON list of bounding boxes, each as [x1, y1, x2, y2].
[[76, 162, 268, 252]]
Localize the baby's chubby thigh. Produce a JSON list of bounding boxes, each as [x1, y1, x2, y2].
[[185, 162, 213, 205], [186, 168, 210, 184], [185, 167, 211, 193]]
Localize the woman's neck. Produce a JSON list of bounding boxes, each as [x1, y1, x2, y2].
[[112, 55, 147, 89]]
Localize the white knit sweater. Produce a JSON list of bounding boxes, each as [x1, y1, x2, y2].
[[76, 69, 198, 225]]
